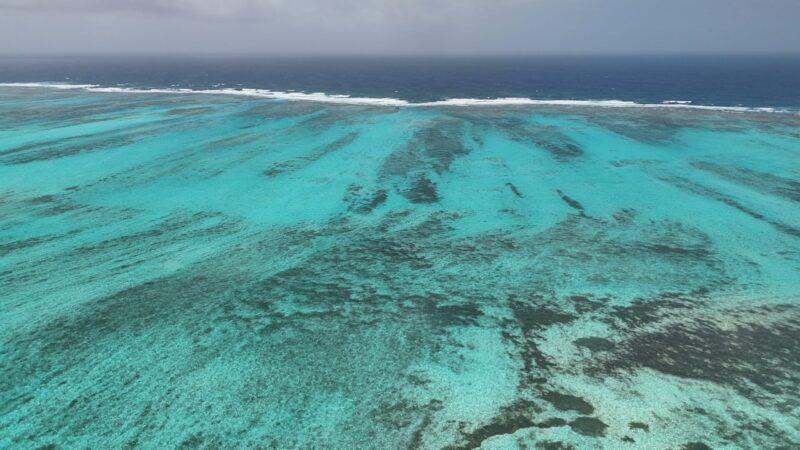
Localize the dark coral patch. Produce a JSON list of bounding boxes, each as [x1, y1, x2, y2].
[[609, 307, 800, 397], [419, 125, 470, 174], [535, 418, 567, 428], [681, 443, 713, 450], [446, 400, 538, 450], [463, 112, 583, 161], [263, 132, 359, 177], [381, 118, 468, 178], [661, 175, 800, 238], [610, 295, 696, 328], [512, 300, 577, 334], [641, 242, 711, 259], [569, 295, 606, 314], [403, 174, 439, 204], [568, 417, 608, 437], [507, 297, 577, 376], [344, 184, 388, 214], [365, 190, 389, 211], [422, 299, 483, 327], [506, 182, 524, 198], [556, 190, 584, 211], [263, 161, 291, 177], [542, 392, 595, 415], [539, 141, 584, 159], [0, 234, 60, 257], [537, 442, 576, 450], [629, 421, 650, 431], [30, 195, 57, 204], [574, 337, 615, 352], [692, 161, 800, 203]]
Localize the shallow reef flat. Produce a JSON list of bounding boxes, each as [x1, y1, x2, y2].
[[1, 87, 799, 450]]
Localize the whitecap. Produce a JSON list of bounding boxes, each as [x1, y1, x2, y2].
[[0, 82, 789, 113], [0, 82, 99, 90]]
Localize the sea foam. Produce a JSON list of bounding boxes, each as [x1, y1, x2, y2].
[[0, 82, 784, 113]]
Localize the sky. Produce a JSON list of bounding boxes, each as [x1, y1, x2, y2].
[[0, 0, 799, 55]]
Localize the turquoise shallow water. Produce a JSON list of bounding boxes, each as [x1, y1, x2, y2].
[[1, 86, 799, 449]]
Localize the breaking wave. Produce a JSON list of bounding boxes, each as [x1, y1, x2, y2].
[[0, 82, 788, 113]]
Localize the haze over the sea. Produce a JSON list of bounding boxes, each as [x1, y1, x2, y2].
[[1, 0, 799, 55]]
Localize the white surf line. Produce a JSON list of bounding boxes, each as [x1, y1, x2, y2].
[[0, 82, 789, 113], [0, 82, 101, 89]]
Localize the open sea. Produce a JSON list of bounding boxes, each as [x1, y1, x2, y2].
[[1, 56, 799, 449]]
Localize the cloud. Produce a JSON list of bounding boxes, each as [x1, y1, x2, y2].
[[1, 0, 263, 18], [0, 0, 524, 20], [0, 0, 798, 54]]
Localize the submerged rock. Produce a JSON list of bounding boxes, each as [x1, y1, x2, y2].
[[574, 337, 615, 352], [542, 392, 595, 415], [568, 417, 608, 437]]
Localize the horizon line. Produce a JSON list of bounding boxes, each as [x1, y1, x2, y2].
[[2, 51, 800, 58]]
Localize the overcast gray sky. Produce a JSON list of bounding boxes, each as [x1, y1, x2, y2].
[[1, 0, 799, 54]]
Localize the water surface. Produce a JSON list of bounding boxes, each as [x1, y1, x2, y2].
[[1, 85, 799, 449]]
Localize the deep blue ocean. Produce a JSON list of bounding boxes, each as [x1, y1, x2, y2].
[[1, 54, 799, 106]]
